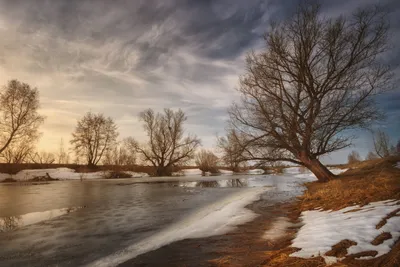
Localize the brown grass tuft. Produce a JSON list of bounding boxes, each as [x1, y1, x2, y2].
[[326, 239, 357, 258], [376, 208, 400, 229], [371, 232, 393, 246], [347, 250, 378, 259]]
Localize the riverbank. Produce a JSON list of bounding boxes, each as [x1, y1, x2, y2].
[[209, 156, 400, 267]]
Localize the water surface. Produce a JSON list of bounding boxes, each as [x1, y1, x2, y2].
[[0, 173, 313, 266]]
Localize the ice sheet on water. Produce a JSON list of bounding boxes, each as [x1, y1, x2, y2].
[[87, 187, 269, 267], [291, 200, 400, 264], [0, 206, 83, 232]]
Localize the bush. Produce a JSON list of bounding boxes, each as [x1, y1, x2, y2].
[[348, 151, 362, 164], [195, 149, 220, 175], [105, 171, 132, 179]]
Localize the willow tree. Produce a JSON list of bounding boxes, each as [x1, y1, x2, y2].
[[135, 108, 201, 176], [229, 3, 392, 182]]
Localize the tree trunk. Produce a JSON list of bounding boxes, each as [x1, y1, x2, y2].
[[300, 153, 335, 182]]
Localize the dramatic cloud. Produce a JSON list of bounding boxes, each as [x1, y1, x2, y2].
[[0, 0, 398, 163]]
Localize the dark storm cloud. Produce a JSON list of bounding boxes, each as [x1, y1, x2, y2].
[[0, 0, 398, 159]]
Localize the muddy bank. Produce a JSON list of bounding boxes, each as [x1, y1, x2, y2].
[[118, 192, 300, 267]]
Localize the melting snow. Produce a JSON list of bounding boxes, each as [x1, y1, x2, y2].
[[291, 200, 400, 264], [1, 168, 148, 181]]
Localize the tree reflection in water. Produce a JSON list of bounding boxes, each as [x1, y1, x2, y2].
[[226, 179, 247, 188], [0, 216, 21, 232], [195, 180, 220, 188]]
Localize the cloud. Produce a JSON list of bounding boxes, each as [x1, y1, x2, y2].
[[0, 0, 398, 163]]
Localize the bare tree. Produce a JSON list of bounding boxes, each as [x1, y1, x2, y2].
[[134, 108, 201, 176], [366, 151, 378, 160], [102, 137, 136, 166], [216, 129, 246, 172], [70, 112, 118, 167], [195, 149, 219, 174], [373, 130, 392, 158], [229, 3, 392, 182], [0, 80, 45, 155], [1, 135, 37, 163], [397, 139, 400, 155], [347, 150, 361, 164], [29, 151, 56, 164]]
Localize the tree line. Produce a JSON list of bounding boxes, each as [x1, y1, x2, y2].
[[0, 2, 398, 181]]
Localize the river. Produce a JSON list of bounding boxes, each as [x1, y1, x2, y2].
[[0, 171, 314, 266]]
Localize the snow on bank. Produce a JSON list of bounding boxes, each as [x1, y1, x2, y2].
[[291, 200, 400, 264], [1, 168, 148, 181], [87, 187, 269, 267], [396, 162, 400, 169], [219, 169, 234, 175]]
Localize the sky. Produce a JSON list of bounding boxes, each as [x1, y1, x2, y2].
[[0, 0, 399, 164]]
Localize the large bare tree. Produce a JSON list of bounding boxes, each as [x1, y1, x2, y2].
[[70, 112, 118, 167], [229, 3, 392, 182], [135, 108, 201, 176], [0, 80, 44, 155]]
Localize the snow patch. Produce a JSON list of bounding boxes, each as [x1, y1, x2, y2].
[[87, 187, 269, 267], [219, 169, 234, 175], [395, 162, 400, 169], [1, 168, 148, 181], [291, 200, 400, 264]]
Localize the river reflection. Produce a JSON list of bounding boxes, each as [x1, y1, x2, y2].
[[0, 206, 83, 232], [195, 180, 220, 188], [178, 179, 248, 188], [226, 179, 248, 187]]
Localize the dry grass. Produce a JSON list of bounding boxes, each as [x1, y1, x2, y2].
[[371, 232, 392, 246], [299, 156, 400, 211], [208, 156, 400, 267], [326, 240, 358, 258]]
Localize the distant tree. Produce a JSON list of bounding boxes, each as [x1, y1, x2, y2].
[[29, 151, 56, 164], [134, 109, 201, 176], [397, 139, 400, 154], [1, 135, 37, 163], [0, 80, 45, 155], [195, 149, 219, 174], [102, 137, 136, 166], [70, 112, 118, 167], [216, 129, 246, 172], [373, 130, 392, 158], [365, 151, 378, 161], [228, 3, 392, 182], [348, 151, 362, 164]]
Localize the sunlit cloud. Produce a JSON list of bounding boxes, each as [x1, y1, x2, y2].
[[0, 0, 398, 163]]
